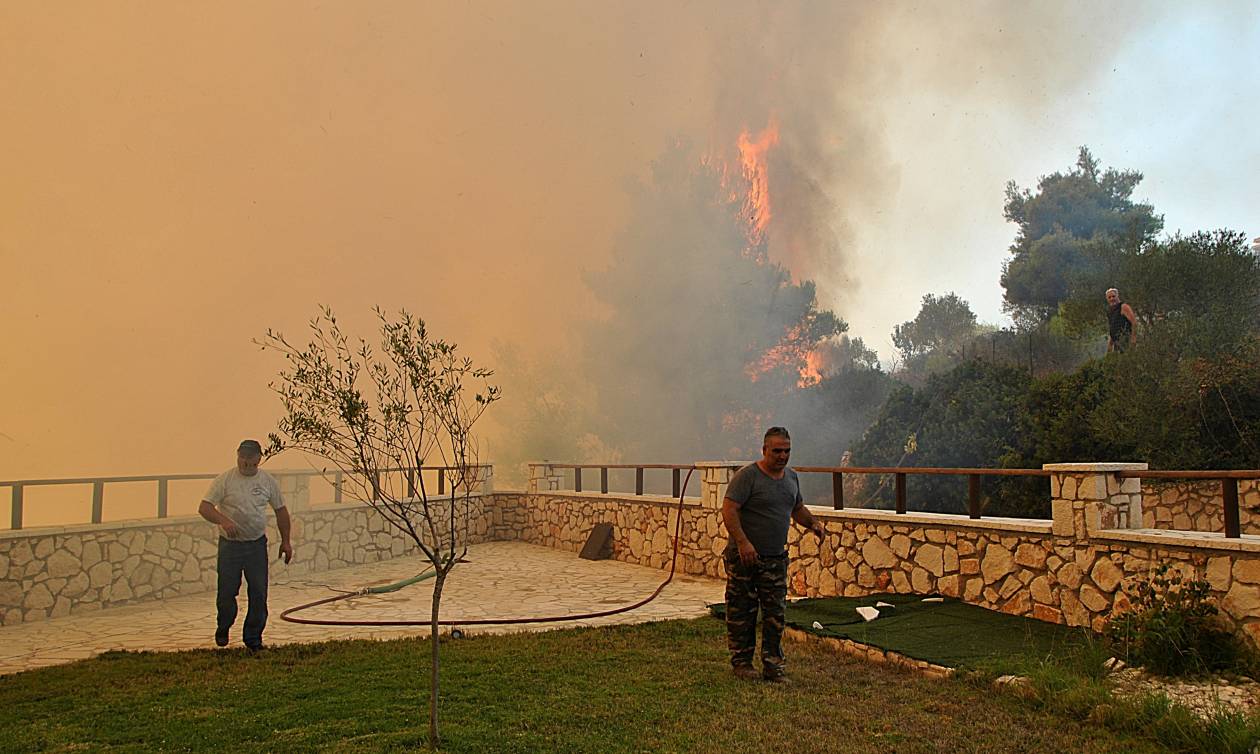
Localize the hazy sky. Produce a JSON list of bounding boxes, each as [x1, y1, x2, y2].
[[2, 1, 1257, 481]]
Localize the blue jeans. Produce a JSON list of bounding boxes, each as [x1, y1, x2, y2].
[[217, 536, 268, 648]]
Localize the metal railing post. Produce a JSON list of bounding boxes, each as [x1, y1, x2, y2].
[[92, 481, 104, 524], [832, 472, 844, 510], [635, 468, 644, 495], [968, 474, 982, 519], [11, 484, 22, 530], [574, 467, 582, 493], [157, 478, 169, 518], [10, 484, 22, 532], [407, 468, 416, 498], [672, 468, 681, 498], [334, 472, 344, 503], [895, 473, 906, 514], [1223, 478, 1241, 538], [600, 467, 608, 494], [438, 468, 446, 496]]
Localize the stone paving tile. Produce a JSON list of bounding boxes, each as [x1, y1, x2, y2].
[[0, 541, 724, 675]]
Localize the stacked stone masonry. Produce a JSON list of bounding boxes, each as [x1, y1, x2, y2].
[[5, 462, 1260, 648], [1142, 479, 1260, 535], [514, 462, 1260, 647], [0, 496, 495, 626]]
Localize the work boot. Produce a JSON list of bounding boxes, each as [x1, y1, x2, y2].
[[763, 670, 790, 684], [214, 628, 229, 648], [732, 665, 760, 681]]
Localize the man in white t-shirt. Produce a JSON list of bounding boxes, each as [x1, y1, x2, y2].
[[198, 439, 293, 650]]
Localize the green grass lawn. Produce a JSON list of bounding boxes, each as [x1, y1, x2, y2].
[[0, 617, 1219, 753]]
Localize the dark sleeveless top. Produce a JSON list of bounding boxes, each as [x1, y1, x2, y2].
[[1108, 302, 1133, 348]]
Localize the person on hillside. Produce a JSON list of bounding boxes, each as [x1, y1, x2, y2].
[[722, 426, 826, 683], [197, 439, 293, 651], [1106, 287, 1137, 353]]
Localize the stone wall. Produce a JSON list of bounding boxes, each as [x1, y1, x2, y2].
[[517, 462, 1260, 646], [1142, 479, 1260, 535], [502, 492, 722, 576], [8, 460, 1260, 645], [0, 495, 497, 626]]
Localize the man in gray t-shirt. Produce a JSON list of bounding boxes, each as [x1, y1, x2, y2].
[[722, 426, 825, 682], [198, 439, 293, 650]]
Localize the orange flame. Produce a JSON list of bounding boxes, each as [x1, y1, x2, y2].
[[736, 119, 779, 242], [708, 117, 826, 391], [801, 350, 826, 387], [745, 322, 825, 389]]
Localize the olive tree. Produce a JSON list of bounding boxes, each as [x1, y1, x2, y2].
[[258, 306, 499, 748]]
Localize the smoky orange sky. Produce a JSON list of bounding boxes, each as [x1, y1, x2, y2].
[[3, 1, 1255, 491]]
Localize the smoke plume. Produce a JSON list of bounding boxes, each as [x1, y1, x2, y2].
[[1, 2, 1175, 508]]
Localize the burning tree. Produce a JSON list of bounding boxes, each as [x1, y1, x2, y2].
[[579, 133, 866, 461], [491, 123, 889, 480], [257, 306, 499, 748]]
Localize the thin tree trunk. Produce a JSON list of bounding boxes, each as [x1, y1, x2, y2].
[[429, 570, 445, 748]]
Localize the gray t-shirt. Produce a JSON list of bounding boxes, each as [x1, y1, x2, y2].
[[723, 463, 803, 557], [203, 468, 284, 541]]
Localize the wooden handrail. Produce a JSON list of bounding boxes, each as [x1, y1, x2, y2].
[[1116, 470, 1259, 479], [2, 465, 492, 530], [795, 466, 1054, 476], [538, 463, 698, 470], [0, 465, 491, 488]]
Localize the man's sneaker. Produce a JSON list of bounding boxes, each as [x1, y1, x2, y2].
[[214, 629, 229, 648], [732, 665, 760, 681], [763, 671, 790, 684]]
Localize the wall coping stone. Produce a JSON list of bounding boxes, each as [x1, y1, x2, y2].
[[534, 490, 703, 507], [0, 513, 212, 540], [0, 492, 503, 541], [1043, 462, 1149, 472], [1091, 528, 1260, 553], [812, 506, 1054, 534]]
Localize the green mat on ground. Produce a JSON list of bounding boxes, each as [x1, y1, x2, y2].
[[709, 594, 1094, 670]]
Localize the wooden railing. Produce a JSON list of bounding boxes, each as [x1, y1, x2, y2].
[[0, 465, 490, 531], [540, 463, 1257, 539], [793, 466, 1052, 520], [542, 464, 700, 498]]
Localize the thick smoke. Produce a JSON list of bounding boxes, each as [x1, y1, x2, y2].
[[1, 2, 1178, 505], [491, 2, 1172, 480]]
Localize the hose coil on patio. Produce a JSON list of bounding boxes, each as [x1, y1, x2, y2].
[[279, 468, 695, 628]]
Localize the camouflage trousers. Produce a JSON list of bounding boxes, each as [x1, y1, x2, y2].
[[723, 550, 788, 673]]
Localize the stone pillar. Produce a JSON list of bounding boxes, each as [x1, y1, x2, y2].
[[478, 465, 495, 495], [696, 462, 738, 509], [527, 463, 562, 494], [1047, 462, 1147, 538]]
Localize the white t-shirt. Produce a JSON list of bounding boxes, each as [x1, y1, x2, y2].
[[203, 468, 285, 541]]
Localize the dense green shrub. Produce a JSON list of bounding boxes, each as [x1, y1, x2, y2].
[[850, 333, 1260, 518], [1106, 564, 1243, 676], [849, 360, 1041, 516]]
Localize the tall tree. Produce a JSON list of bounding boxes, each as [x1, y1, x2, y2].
[[579, 139, 852, 462], [1001, 147, 1163, 325], [892, 292, 980, 362]]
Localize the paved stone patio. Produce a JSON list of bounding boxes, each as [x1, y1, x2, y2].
[[0, 541, 724, 675]]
